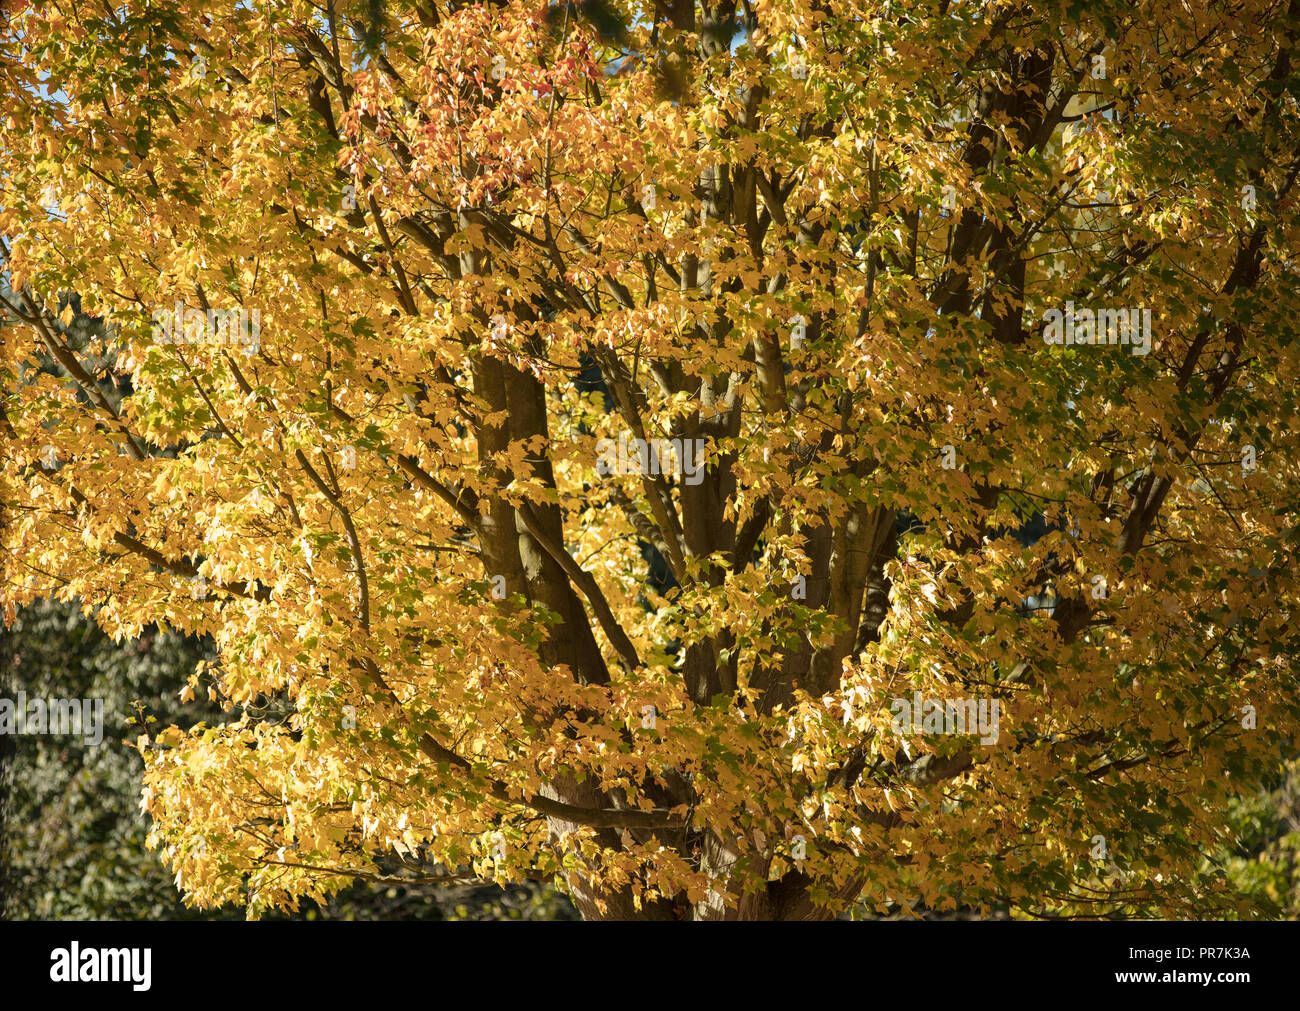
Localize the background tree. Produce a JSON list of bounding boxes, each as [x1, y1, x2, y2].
[[2, 0, 1299, 920], [0, 597, 577, 919], [1, 599, 221, 920]]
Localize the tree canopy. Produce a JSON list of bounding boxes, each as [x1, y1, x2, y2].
[[2, 0, 1299, 920]]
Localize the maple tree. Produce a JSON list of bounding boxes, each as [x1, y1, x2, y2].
[[2, 0, 1299, 921]]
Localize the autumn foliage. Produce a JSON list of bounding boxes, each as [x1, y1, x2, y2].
[[2, 0, 1299, 920]]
